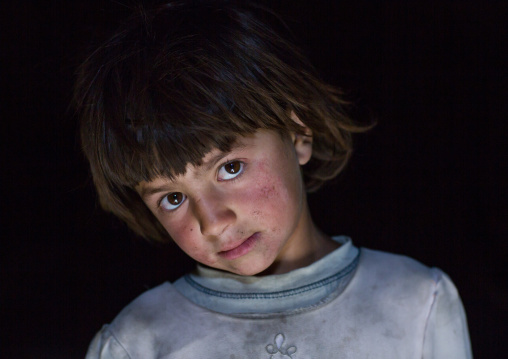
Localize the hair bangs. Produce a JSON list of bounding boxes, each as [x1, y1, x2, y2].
[[99, 81, 284, 190]]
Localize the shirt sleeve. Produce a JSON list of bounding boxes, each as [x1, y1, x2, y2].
[[422, 269, 473, 359], [85, 325, 132, 359]]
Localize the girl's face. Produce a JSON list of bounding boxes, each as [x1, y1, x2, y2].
[[137, 129, 317, 276]]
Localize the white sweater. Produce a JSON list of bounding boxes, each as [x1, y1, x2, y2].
[[86, 237, 472, 358]]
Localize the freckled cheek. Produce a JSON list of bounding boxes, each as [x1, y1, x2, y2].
[[161, 220, 211, 263], [245, 176, 295, 227]]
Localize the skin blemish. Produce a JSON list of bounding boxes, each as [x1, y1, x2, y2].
[[254, 160, 278, 198], [260, 184, 277, 198]]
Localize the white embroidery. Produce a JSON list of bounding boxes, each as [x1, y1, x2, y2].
[[265, 333, 297, 358]]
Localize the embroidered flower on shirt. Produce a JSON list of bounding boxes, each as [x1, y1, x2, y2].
[[265, 333, 297, 358]]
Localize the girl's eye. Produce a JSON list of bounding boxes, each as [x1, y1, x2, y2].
[[218, 161, 244, 181], [160, 192, 186, 211]]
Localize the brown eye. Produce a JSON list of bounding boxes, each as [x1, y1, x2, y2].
[[225, 161, 241, 174], [169, 192, 183, 204], [160, 192, 186, 211]]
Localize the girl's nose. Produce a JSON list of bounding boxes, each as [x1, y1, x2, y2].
[[193, 191, 236, 237]]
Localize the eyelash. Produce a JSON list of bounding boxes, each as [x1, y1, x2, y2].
[[157, 160, 246, 212]]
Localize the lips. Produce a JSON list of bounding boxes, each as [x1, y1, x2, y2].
[[218, 232, 259, 260]]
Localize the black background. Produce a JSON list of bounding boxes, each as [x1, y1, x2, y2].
[[2, 1, 507, 358]]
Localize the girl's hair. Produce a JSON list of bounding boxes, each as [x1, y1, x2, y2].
[[74, 0, 368, 242]]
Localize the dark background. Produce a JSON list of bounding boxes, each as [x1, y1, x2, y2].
[[2, 1, 507, 358]]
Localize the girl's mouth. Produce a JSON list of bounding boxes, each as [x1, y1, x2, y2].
[[218, 233, 259, 260]]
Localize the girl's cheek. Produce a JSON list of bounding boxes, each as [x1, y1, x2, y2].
[[161, 217, 195, 248], [164, 216, 211, 260], [170, 227, 207, 261], [247, 176, 291, 220]]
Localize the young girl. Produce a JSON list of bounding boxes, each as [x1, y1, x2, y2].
[[75, 1, 472, 358]]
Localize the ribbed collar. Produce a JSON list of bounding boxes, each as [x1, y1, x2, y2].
[[173, 236, 360, 316]]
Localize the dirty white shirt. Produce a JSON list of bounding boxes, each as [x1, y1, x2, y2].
[[85, 236, 472, 358]]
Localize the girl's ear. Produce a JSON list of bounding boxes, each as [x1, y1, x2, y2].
[[290, 111, 313, 165]]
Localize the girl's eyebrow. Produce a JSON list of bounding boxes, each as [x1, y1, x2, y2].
[[201, 151, 230, 172], [138, 183, 173, 201], [201, 141, 247, 172]]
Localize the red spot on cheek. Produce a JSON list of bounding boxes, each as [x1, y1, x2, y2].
[[255, 173, 277, 198], [260, 185, 277, 198]]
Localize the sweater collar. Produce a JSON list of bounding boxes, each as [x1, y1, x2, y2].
[[173, 236, 359, 316]]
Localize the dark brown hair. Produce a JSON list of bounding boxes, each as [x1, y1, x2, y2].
[[74, 0, 367, 241]]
